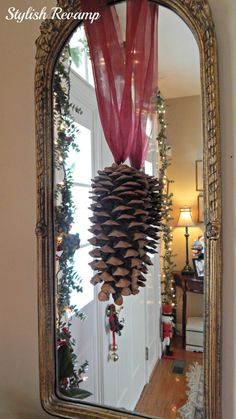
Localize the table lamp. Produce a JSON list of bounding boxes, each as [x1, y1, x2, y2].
[[177, 207, 195, 274]]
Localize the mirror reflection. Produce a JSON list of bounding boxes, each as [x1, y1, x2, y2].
[[53, 3, 204, 418]]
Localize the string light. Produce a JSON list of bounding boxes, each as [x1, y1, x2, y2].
[[156, 90, 176, 311]]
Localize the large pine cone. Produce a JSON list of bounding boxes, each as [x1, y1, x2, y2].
[[88, 163, 162, 305]]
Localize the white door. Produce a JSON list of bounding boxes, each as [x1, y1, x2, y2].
[[144, 136, 162, 380]]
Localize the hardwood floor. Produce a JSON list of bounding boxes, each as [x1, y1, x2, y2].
[[135, 337, 203, 419]]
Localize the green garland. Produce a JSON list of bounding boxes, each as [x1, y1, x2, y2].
[[156, 91, 176, 307], [53, 44, 91, 399]]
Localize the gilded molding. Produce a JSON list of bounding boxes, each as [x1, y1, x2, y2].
[[206, 220, 221, 241], [35, 1, 222, 418]]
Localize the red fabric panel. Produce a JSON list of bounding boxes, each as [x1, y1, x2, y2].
[[80, 0, 158, 170]]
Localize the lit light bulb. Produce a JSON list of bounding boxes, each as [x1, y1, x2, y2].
[[65, 306, 72, 321]]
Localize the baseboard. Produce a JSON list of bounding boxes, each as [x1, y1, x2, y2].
[[185, 344, 203, 352]]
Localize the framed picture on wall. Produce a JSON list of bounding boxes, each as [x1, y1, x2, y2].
[[193, 258, 204, 279], [196, 160, 203, 191], [198, 194, 204, 223]]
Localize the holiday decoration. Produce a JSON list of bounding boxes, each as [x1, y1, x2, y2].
[[81, 0, 158, 171], [162, 303, 175, 359], [79, 0, 161, 306], [107, 304, 124, 362], [156, 91, 176, 358], [53, 43, 91, 398], [156, 91, 176, 308], [192, 235, 204, 259], [89, 163, 162, 305]]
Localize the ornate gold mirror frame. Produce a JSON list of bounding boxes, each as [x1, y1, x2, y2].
[[35, 0, 222, 418]]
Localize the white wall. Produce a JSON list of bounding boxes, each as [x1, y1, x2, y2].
[[0, 0, 236, 418]]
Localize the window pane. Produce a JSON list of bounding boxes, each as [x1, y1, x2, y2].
[[87, 62, 95, 87], [71, 245, 94, 309], [70, 25, 87, 79], [70, 185, 92, 245], [69, 24, 94, 87], [144, 160, 153, 176], [67, 123, 92, 185]]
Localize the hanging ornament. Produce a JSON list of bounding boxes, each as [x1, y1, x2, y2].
[[80, 1, 161, 306], [106, 304, 124, 362], [89, 163, 163, 305]]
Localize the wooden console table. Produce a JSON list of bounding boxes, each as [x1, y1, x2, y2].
[[172, 271, 204, 348]]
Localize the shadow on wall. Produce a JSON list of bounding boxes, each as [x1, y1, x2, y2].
[[211, 1, 236, 418]]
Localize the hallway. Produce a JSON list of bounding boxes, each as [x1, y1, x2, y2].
[[135, 338, 203, 418]]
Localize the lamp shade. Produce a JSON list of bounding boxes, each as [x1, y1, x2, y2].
[[177, 207, 195, 227]]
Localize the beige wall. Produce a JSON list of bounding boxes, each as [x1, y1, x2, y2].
[[0, 2, 56, 418], [166, 96, 204, 268], [166, 96, 204, 324], [211, 1, 236, 417], [0, 0, 235, 418]]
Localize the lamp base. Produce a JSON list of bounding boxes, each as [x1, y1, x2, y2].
[[182, 264, 194, 275]]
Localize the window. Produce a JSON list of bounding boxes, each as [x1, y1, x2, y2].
[[69, 24, 94, 87], [68, 123, 94, 309]]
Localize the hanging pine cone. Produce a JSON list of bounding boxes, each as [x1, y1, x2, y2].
[[88, 163, 163, 305]]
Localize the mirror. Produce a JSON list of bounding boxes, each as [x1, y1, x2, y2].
[[35, 1, 222, 418]]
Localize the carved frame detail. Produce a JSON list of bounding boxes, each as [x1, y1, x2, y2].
[[35, 0, 222, 418]]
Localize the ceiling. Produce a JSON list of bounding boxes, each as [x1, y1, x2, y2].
[[116, 3, 201, 99]]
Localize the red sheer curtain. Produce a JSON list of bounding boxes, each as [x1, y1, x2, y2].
[[80, 0, 158, 170]]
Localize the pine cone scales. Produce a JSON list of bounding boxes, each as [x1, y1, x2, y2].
[[89, 163, 162, 305]]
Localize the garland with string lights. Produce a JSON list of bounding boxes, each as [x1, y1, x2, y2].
[[53, 44, 92, 399], [156, 91, 176, 308]]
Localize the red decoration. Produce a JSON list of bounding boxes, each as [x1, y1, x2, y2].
[[57, 339, 67, 348], [107, 304, 124, 361], [162, 303, 173, 315], [163, 323, 173, 339], [81, 0, 158, 170], [162, 304, 175, 359]]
